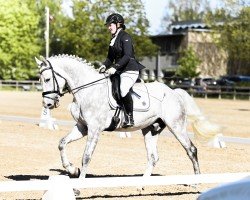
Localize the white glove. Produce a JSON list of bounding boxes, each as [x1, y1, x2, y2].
[[106, 67, 116, 75], [98, 65, 106, 73]]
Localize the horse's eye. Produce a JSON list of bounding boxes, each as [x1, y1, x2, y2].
[[44, 78, 50, 83]]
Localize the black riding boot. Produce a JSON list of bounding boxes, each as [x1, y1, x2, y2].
[[122, 92, 134, 128]]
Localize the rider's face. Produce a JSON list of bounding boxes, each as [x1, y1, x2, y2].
[[107, 23, 117, 34]]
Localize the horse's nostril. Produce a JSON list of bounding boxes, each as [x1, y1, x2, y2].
[[47, 103, 52, 107]]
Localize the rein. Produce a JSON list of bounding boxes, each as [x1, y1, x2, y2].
[[70, 76, 108, 95]]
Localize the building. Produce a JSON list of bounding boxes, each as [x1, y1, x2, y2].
[[141, 20, 227, 81]]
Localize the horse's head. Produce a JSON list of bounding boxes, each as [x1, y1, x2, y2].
[[35, 56, 67, 109]]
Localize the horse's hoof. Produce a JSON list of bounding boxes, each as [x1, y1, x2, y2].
[[69, 167, 80, 178], [74, 167, 81, 177], [73, 188, 80, 196]]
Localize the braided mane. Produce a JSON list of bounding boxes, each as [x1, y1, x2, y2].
[[50, 54, 95, 68]]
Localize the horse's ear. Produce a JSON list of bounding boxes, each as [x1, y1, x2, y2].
[[39, 55, 47, 63], [35, 57, 43, 67]]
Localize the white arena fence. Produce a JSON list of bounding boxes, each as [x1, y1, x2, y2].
[[0, 80, 42, 91], [0, 173, 249, 194], [218, 135, 250, 145]]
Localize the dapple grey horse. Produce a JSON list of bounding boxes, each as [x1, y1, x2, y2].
[[36, 55, 209, 183]]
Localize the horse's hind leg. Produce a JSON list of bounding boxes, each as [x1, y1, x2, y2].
[[58, 122, 87, 177], [187, 140, 200, 174], [167, 122, 200, 175]]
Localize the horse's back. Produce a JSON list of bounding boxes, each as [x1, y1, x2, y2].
[[142, 81, 173, 100]]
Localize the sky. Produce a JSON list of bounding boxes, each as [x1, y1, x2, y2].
[[143, 0, 168, 34]]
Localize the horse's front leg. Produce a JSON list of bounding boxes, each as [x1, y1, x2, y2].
[[142, 126, 159, 178], [137, 126, 159, 191], [58, 122, 87, 177], [79, 129, 100, 179]]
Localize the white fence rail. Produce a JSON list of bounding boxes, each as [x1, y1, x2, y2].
[[0, 80, 41, 91], [0, 173, 249, 192]]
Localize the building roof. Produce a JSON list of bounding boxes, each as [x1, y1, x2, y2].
[[150, 31, 186, 38], [171, 20, 209, 29], [150, 20, 210, 37]]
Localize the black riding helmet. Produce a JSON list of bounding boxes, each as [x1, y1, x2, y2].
[[105, 13, 126, 30]]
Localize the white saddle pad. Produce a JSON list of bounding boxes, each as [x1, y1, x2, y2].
[[107, 80, 150, 112]]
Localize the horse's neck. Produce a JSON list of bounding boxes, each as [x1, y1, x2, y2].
[[58, 59, 106, 104], [69, 68, 101, 88]]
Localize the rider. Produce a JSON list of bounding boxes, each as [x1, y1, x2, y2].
[[99, 13, 145, 128]]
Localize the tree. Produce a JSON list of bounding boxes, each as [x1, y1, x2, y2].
[[0, 0, 42, 80], [0, 0, 157, 80], [175, 47, 201, 78], [51, 0, 157, 62], [205, 3, 250, 75]]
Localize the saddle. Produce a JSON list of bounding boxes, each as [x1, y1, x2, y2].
[[108, 74, 150, 111], [104, 74, 150, 131]]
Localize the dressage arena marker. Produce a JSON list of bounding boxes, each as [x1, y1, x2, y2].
[[207, 133, 226, 148], [39, 107, 59, 130], [0, 173, 250, 199]]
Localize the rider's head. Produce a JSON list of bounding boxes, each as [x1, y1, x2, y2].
[[105, 13, 126, 35]]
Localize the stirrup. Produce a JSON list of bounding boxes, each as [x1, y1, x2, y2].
[[122, 122, 134, 128], [122, 116, 134, 128]]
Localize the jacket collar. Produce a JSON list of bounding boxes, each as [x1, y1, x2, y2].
[[110, 28, 122, 46]]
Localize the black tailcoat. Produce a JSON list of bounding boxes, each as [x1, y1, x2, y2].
[[103, 30, 145, 73]]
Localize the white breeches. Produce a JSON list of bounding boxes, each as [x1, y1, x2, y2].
[[120, 71, 139, 97]]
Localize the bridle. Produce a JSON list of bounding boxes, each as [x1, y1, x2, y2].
[[40, 60, 109, 102], [40, 60, 68, 102]]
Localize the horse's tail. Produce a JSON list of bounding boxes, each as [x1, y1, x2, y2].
[[174, 88, 222, 142], [174, 88, 203, 120]]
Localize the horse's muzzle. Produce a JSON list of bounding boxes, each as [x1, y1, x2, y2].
[[43, 98, 60, 109]]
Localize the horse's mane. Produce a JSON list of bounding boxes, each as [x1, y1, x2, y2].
[[50, 54, 96, 72]]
